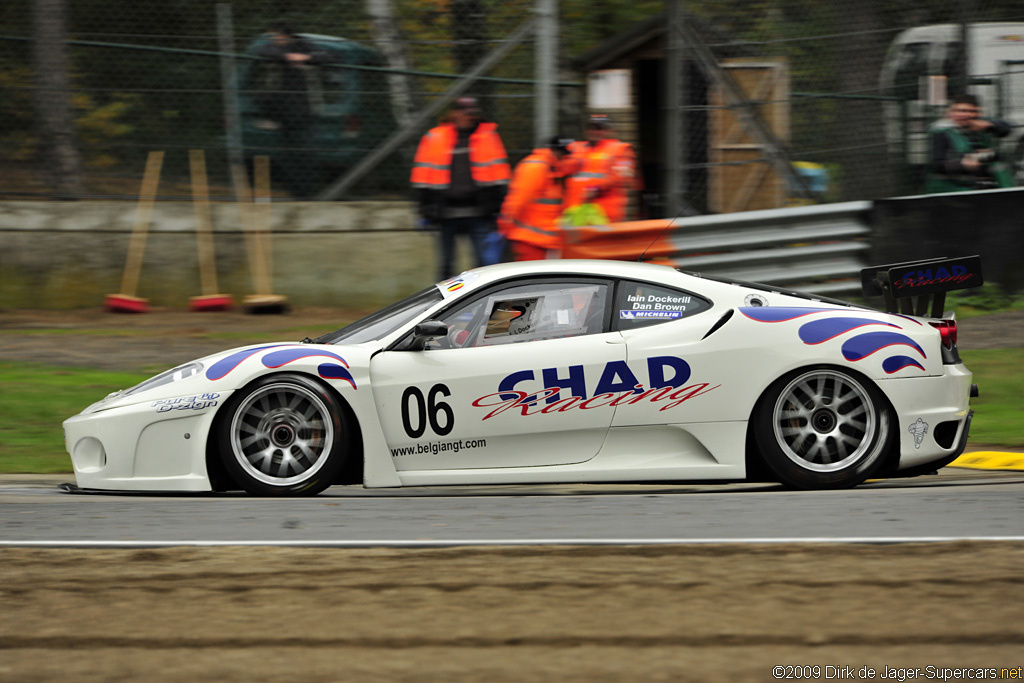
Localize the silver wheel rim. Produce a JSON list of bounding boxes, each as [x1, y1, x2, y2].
[[229, 382, 334, 486], [772, 371, 878, 472]]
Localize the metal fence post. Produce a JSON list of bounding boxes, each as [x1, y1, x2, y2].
[[216, 4, 244, 192], [664, 0, 683, 217], [534, 0, 557, 144]]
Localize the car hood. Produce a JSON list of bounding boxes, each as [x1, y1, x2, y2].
[[77, 341, 377, 416]]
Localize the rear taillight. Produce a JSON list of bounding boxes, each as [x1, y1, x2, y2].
[[929, 319, 957, 349]]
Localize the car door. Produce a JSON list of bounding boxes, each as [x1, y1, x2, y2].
[[608, 279, 727, 427], [369, 279, 625, 470]]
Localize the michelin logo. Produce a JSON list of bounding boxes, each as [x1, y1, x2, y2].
[[620, 310, 683, 320], [908, 418, 929, 449]]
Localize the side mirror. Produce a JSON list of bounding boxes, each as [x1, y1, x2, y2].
[[403, 320, 449, 351]]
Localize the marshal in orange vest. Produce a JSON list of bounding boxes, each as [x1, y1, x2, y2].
[[411, 122, 510, 191], [499, 137, 575, 257], [563, 114, 638, 223]]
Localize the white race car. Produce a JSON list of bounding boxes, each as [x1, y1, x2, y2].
[[63, 258, 979, 495]]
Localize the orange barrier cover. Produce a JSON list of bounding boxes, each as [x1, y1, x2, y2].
[[561, 219, 677, 261]]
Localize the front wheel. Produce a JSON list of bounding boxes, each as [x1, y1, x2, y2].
[[217, 374, 351, 496], [753, 368, 893, 489]]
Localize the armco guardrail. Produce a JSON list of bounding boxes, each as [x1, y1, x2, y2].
[[562, 201, 873, 296]]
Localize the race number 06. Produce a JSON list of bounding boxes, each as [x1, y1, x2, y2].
[[401, 384, 454, 438]]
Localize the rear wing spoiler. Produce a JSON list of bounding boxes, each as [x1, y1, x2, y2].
[[860, 255, 983, 317]]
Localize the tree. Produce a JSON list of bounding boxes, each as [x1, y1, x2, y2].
[[32, 0, 82, 195], [366, 0, 417, 129]]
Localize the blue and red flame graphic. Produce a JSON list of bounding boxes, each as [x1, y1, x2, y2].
[[205, 344, 356, 388], [740, 308, 925, 374]]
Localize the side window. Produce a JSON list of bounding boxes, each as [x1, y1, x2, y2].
[[432, 282, 609, 349], [304, 66, 326, 115], [246, 62, 285, 123], [317, 65, 357, 110], [889, 42, 931, 99], [614, 280, 710, 330], [939, 41, 964, 82]]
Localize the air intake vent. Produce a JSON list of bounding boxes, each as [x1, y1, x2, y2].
[[702, 309, 734, 339]]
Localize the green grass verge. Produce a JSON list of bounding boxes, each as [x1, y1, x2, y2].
[[957, 348, 1024, 446], [0, 363, 148, 474], [946, 284, 1024, 319], [0, 351, 1020, 475]]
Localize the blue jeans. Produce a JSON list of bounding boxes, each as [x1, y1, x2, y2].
[[436, 216, 497, 280]]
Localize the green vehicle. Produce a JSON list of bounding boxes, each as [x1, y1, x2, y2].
[[238, 33, 398, 197]]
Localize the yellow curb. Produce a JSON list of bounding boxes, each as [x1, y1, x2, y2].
[[950, 452, 1024, 471]]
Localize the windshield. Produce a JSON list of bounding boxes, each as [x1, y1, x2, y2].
[[315, 286, 444, 345]]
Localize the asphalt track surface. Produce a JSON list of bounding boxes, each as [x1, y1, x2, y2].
[[3, 465, 1022, 547]]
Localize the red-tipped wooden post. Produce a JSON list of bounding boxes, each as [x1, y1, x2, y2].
[[187, 149, 233, 311], [105, 151, 163, 313]]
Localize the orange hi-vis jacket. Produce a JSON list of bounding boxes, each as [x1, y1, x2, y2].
[[410, 122, 510, 190], [563, 139, 636, 223], [498, 148, 565, 250]]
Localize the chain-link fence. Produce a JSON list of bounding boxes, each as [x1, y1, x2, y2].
[[4, 0, 1024, 212], [5, 0, 559, 201], [650, 0, 1024, 215]]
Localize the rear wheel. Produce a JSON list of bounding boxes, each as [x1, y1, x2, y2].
[[218, 374, 351, 496], [754, 368, 893, 489]]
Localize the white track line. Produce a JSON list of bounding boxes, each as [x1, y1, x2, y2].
[[2, 536, 1024, 548]]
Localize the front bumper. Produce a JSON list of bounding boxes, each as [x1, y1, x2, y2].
[[62, 396, 229, 492]]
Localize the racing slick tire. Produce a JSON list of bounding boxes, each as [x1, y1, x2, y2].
[[753, 367, 894, 490], [217, 373, 352, 496]]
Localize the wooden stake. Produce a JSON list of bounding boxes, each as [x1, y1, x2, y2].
[[190, 150, 218, 295], [232, 159, 288, 314], [253, 155, 273, 295], [119, 151, 164, 298], [231, 163, 260, 292], [188, 150, 232, 311], [106, 151, 163, 312]]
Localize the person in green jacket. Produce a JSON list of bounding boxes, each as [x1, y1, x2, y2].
[[925, 94, 1014, 193]]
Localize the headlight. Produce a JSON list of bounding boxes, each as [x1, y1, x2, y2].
[[124, 362, 204, 396]]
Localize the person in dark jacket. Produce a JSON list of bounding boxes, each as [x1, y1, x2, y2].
[[411, 97, 511, 279], [925, 94, 1014, 193], [253, 22, 327, 198]]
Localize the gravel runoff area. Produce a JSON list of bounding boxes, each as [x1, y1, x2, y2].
[[2, 543, 1023, 682], [2, 307, 1022, 681]]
